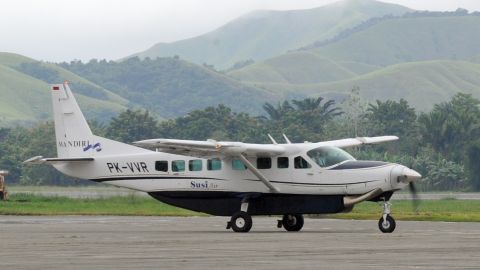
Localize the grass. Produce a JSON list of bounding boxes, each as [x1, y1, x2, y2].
[[0, 193, 201, 216], [1, 193, 480, 222], [329, 200, 480, 222]]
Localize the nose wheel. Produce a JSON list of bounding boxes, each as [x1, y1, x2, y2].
[[378, 201, 396, 233]]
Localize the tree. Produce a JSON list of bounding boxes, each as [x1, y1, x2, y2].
[[366, 99, 416, 136], [262, 101, 293, 121], [106, 109, 159, 143], [341, 86, 368, 137], [418, 93, 480, 161], [261, 97, 343, 142], [157, 105, 264, 142], [467, 141, 480, 191], [366, 99, 419, 155]]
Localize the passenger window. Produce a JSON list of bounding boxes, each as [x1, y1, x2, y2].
[[207, 159, 222, 170], [257, 157, 271, 169], [189, 160, 203, 171], [232, 159, 247, 170], [277, 157, 289, 169], [294, 156, 311, 169], [155, 161, 168, 172], [172, 160, 185, 172]]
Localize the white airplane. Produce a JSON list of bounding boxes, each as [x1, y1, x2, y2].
[[25, 82, 422, 233]]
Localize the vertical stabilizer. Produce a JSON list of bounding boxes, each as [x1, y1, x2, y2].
[[51, 82, 149, 158], [52, 82, 93, 157]]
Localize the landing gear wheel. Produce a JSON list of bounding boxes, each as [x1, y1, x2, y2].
[[230, 211, 252, 233], [282, 214, 304, 232], [378, 215, 396, 233]]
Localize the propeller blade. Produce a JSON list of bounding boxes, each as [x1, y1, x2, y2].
[[409, 182, 420, 212]]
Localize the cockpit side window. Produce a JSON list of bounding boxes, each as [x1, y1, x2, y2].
[[294, 156, 311, 169], [307, 146, 355, 168]]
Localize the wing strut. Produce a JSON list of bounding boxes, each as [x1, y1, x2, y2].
[[238, 154, 280, 193]]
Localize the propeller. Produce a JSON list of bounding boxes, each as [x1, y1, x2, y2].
[[408, 182, 420, 213], [408, 150, 421, 213], [395, 166, 422, 213]]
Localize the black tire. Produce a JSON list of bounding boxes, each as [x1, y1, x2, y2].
[[378, 215, 396, 233], [230, 211, 252, 233], [282, 214, 304, 232]]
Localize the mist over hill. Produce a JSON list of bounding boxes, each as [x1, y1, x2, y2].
[[128, 0, 411, 69]]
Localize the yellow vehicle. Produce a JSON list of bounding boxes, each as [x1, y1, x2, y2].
[[0, 170, 8, 200]]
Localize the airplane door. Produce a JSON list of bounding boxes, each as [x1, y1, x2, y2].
[[290, 155, 315, 182]]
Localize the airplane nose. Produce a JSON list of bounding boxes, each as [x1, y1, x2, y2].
[[390, 165, 422, 188], [397, 167, 422, 184]]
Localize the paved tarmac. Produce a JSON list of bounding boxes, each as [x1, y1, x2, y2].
[[1, 216, 479, 270]]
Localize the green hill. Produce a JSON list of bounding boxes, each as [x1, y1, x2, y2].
[[228, 51, 378, 84], [230, 14, 480, 85], [0, 53, 129, 126], [308, 14, 480, 66], [246, 60, 480, 111], [129, 0, 410, 69]]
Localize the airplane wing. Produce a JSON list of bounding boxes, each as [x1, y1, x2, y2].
[[320, 136, 399, 148], [135, 136, 398, 157], [134, 139, 286, 158], [24, 156, 94, 165]]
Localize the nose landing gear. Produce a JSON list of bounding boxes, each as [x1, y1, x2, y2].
[[378, 201, 396, 233]]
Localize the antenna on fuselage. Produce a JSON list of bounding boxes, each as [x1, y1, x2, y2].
[[282, 134, 292, 144], [267, 134, 278, 144]]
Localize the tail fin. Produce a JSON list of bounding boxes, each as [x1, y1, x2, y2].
[[51, 82, 149, 157]]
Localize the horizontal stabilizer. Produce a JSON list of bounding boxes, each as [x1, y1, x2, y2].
[[24, 156, 94, 165]]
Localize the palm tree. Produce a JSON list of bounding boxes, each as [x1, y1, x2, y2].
[[262, 101, 293, 121], [292, 97, 343, 121]]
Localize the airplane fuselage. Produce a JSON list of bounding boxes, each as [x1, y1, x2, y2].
[[53, 149, 406, 216]]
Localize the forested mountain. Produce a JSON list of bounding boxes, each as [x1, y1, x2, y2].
[[0, 52, 279, 126], [0, 53, 128, 126], [128, 0, 410, 69], [59, 57, 278, 118]]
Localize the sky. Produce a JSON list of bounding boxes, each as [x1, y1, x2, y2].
[[1, 0, 479, 62]]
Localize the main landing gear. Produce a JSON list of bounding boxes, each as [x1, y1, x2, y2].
[[378, 201, 396, 233], [226, 199, 305, 233], [226, 199, 253, 233], [277, 214, 304, 231], [228, 211, 253, 233]]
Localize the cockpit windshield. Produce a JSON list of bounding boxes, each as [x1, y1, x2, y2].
[[307, 146, 355, 168]]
